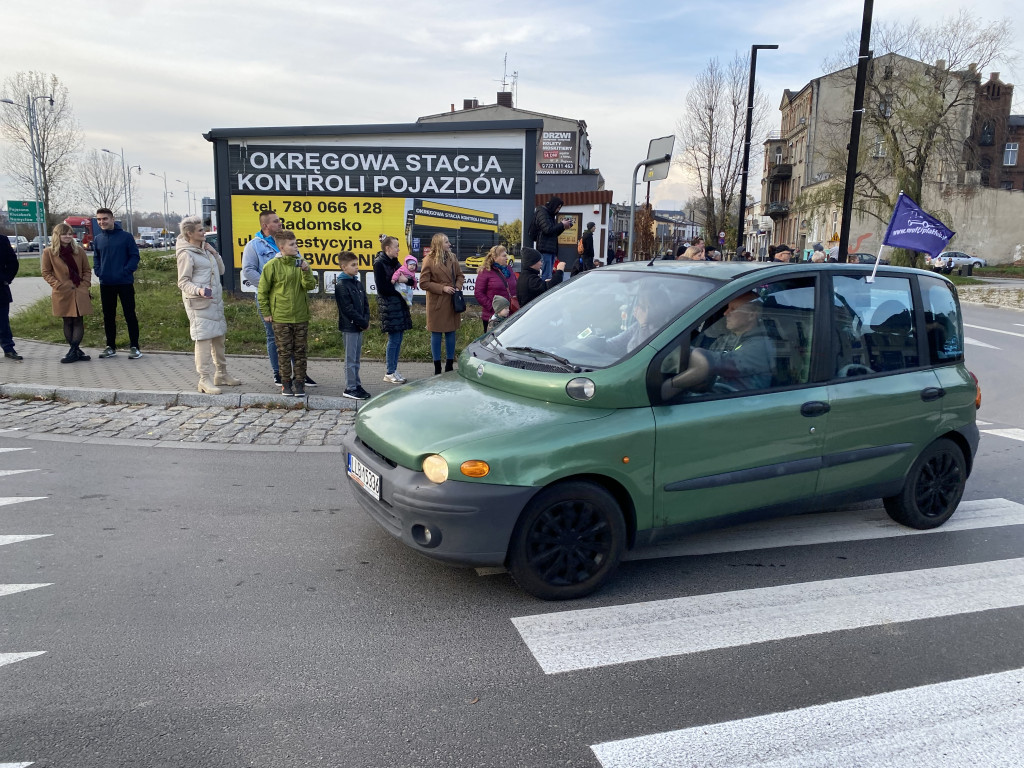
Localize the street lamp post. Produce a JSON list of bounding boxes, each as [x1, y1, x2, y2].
[[149, 171, 169, 237], [735, 44, 779, 259], [175, 179, 192, 215], [1, 94, 53, 240], [101, 147, 141, 236]]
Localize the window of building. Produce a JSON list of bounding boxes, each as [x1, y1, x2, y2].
[[1005, 143, 1019, 166], [979, 121, 994, 146], [1002, 181, 1013, 190], [873, 136, 886, 158], [879, 97, 892, 118]]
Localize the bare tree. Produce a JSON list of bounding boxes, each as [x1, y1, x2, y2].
[[676, 53, 770, 250], [0, 71, 82, 228], [808, 12, 1014, 265], [76, 149, 126, 212]]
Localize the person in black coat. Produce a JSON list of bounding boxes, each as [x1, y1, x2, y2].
[[517, 247, 565, 308], [531, 195, 572, 280], [334, 252, 371, 399], [372, 235, 413, 384], [1, 234, 22, 360]]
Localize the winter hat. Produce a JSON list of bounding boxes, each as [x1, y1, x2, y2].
[[492, 295, 510, 315], [405, 255, 418, 267], [545, 195, 564, 212], [521, 247, 542, 268], [812, 242, 824, 252]]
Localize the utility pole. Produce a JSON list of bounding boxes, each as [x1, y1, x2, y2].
[[175, 179, 192, 215], [736, 44, 778, 258], [149, 171, 169, 236]]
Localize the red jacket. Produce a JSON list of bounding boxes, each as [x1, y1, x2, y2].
[[474, 267, 518, 321]]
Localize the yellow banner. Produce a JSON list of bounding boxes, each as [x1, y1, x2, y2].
[[230, 195, 407, 271]]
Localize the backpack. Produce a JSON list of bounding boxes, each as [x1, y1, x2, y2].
[[577, 237, 585, 255]]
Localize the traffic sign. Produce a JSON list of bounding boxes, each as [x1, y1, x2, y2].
[[7, 200, 41, 223]]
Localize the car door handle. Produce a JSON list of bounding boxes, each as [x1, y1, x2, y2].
[[800, 401, 831, 417], [920, 387, 946, 402]]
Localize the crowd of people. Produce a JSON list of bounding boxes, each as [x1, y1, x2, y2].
[[0, 194, 854, 400]]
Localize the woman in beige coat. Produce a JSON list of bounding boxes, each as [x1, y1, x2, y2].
[[419, 232, 464, 374], [41, 223, 94, 363], [176, 215, 240, 394]]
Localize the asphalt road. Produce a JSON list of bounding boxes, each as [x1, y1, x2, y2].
[[2, 304, 1023, 767]]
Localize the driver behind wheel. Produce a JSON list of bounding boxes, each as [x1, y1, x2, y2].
[[662, 291, 775, 397]]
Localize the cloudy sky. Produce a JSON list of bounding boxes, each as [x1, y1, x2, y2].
[[2, 0, 1021, 217]]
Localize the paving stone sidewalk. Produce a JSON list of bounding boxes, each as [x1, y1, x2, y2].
[[0, 398, 354, 452]]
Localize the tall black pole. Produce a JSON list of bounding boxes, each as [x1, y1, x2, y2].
[[837, 0, 874, 263], [736, 44, 778, 260]]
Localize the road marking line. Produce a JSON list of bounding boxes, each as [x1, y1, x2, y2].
[[480, 498, 1024, 576], [0, 497, 47, 508], [512, 557, 1024, 674], [965, 336, 999, 349], [975, 420, 992, 426], [591, 666, 1024, 767], [0, 448, 31, 454], [0, 470, 40, 478], [0, 584, 51, 599], [982, 428, 1024, 443], [0, 652, 45, 669], [0, 763, 35, 767], [964, 323, 1024, 339], [0, 535, 52, 547]]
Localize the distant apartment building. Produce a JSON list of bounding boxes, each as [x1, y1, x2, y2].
[[966, 72, 1024, 191]]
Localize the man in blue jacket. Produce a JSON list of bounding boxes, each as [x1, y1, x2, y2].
[[93, 208, 141, 358], [241, 209, 316, 387]]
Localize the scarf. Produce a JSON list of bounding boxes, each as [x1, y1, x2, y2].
[[59, 243, 82, 287], [497, 264, 512, 279]]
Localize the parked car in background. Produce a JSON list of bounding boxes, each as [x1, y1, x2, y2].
[[849, 253, 890, 265], [28, 235, 51, 252], [927, 251, 987, 269], [138, 236, 158, 248], [6, 235, 30, 253]]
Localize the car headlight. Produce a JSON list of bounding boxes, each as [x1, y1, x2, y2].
[[566, 377, 596, 401], [422, 454, 449, 484]]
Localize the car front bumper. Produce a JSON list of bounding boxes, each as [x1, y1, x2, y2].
[[343, 435, 537, 567]]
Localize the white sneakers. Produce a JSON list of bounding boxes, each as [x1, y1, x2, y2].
[[382, 372, 407, 384]]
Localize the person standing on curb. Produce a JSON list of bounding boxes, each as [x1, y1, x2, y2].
[[176, 216, 241, 395], [574, 222, 596, 274], [419, 232, 464, 375], [257, 230, 317, 397], [0, 233, 22, 361], [335, 251, 371, 400], [93, 208, 141, 359], [531, 195, 572, 280], [241, 210, 317, 389], [372, 234, 412, 384], [41, 223, 94, 364]]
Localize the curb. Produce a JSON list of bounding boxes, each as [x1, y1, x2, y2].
[[0, 383, 355, 411]]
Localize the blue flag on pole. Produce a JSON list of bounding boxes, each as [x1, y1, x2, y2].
[[882, 193, 955, 257]]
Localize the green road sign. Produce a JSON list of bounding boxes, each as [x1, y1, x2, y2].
[[7, 200, 42, 223]]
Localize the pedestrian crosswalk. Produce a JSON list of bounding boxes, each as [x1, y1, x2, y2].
[[509, 495, 1024, 766], [1, 447, 46, 768]]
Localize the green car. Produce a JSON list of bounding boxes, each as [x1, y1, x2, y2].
[[344, 261, 980, 600]]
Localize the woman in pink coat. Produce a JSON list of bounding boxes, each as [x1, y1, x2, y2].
[[473, 245, 518, 333]]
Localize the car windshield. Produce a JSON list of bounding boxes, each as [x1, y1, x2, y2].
[[484, 270, 719, 370]]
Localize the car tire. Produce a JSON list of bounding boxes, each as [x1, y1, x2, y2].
[[507, 481, 626, 601], [883, 438, 966, 529]]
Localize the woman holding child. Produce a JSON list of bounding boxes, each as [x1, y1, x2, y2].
[[372, 234, 413, 384], [473, 244, 517, 333], [419, 233, 464, 375], [176, 215, 241, 395]]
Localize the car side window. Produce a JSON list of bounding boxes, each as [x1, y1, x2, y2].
[[651, 277, 816, 404], [832, 275, 918, 377], [919, 276, 964, 364]]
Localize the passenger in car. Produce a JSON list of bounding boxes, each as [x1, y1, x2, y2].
[[662, 292, 774, 397]]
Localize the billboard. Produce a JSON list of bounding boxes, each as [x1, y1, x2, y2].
[[538, 130, 577, 175], [206, 123, 539, 293]]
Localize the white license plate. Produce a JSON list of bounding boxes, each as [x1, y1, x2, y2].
[[347, 452, 380, 501]]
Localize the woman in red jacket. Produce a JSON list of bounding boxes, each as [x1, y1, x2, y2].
[[473, 245, 518, 333]]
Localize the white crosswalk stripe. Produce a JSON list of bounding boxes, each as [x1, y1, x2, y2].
[[982, 428, 1024, 443], [514, 557, 1024, 674], [0, 535, 52, 547], [0, 653, 45, 669], [0, 584, 51, 599], [0, 448, 31, 454], [0, 763, 35, 767], [0, 470, 39, 478], [591, 666, 1024, 767], [0, 497, 46, 508], [965, 336, 999, 349]]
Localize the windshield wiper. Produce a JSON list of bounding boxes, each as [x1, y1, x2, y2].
[[506, 346, 576, 370]]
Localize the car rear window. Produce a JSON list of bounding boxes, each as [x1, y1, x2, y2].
[[919, 275, 965, 364]]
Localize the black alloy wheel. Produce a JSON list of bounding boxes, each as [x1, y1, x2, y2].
[[884, 438, 966, 529], [507, 481, 626, 601]]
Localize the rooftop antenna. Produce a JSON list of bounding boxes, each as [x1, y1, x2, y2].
[[495, 53, 518, 107]]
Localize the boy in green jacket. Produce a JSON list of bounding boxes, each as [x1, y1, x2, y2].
[[257, 230, 318, 396]]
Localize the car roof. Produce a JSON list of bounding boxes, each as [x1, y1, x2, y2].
[[598, 259, 931, 282]]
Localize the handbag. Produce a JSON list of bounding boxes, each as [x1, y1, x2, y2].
[[449, 259, 466, 313], [500, 272, 520, 314]]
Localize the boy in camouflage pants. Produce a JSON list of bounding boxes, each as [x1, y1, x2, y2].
[[256, 230, 318, 396]]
